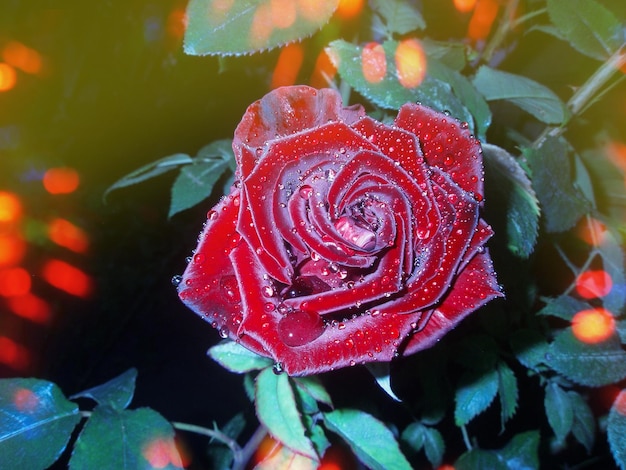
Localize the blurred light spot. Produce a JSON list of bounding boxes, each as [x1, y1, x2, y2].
[[0, 234, 26, 267], [336, 0, 364, 19], [43, 167, 80, 194], [252, 435, 282, 464], [298, 0, 333, 22], [143, 438, 184, 468], [7, 293, 52, 324], [0, 63, 17, 92], [576, 270, 613, 299], [615, 390, 626, 416], [0, 191, 22, 223], [271, 0, 297, 29], [41, 259, 92, 298], [13, 387, 39, 412], [271, 43, 304, 89], [437, 466, 456, 470], [0, 267, 31, 297], [361, 42, 387, 84], [395, 39, 426, 88], [48, 218, 89, 253], [310, 49, 337, 88], [249, 3, 274, 48], [167, 8, 187, 39], [468, 0, 499, 41], [577, 217, 607, 246], [0, 336, 30, 370], [454, 0, 477, 13], [2, 41, 42, 74], [605, 141, 626, 172], [572, 308, 615, 344]]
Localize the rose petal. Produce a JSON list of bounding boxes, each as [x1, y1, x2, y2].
[[395, 103, 484, 198]]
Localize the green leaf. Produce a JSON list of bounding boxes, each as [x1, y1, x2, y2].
[[370, 0, 425, 35], [547, 0, 625, 60], [208, 340, 273, 373], [0, 378, 81, 470], [184, 0, 339, 56], [608, 390, 626, 470], [327, 39, 474, 129], [422, 39, 467, 71], [169, 140, 234, 217], [473, 66, 568, 125], [537, 295, 592, 320], [303, 414, 331, 457], [255, 369, 317, 460], [422, 426, 445, 468], [598, 230, 626, 314], [497, 362, 519, 428], [568, 390, 596, 453], [510, 328, 549, 370], [545, 329, 626, 387], [482, 143, 539, 257], [400, 422, 425, 454], [544, 382, 574, 442], [617, 320, 626, 344], [292, 376, 333, 409], [454, 368, 499, 426], [456, 448, 508, 470], [70, 368, 137, 410], [524, 136, 590, 233], [323, 409, 412, 470], [70, 406, 181, 469], [207, 413, 247, 470], [497, 430, 540, 470], [104, 153, 192, 199]]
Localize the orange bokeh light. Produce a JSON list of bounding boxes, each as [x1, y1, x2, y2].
[[572, 308, 615, 344], [271, 0, 297, 29], [271, 43, 304, 89], [395, 38, 427, 89], [336, 0, 364, 19], [166, 8, 187, 39], [577, 217, 607, 246], [41, 259, 92, 298], [0, 63, 17, 92], [310, 49, 337, 88], [249, 3, 274, 49], [454, 0, 477, 13], [13, 387, 40, 412], [361, 42, 387, 84], [0, 233, 26, 267], [575, 270, 613, 299], [48, 218, 89, 253], [615, 390, 626, 416], [0, 336, 30, 370], [468, 0, 499, 41], [0, 267, 31, 297], [142, 438, 184, 468], [0, 191, 22, 224], [43, 167, 80, 194], [7, 293, 52, 324], [2, 41, 42, 74]]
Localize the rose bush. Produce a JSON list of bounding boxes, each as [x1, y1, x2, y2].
[[178, 85, 502, 375]]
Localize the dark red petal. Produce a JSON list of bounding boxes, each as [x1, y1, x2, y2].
[[177, 190, 268, 357], [402, 251, 503, 356], [395, 103, 484, 198], [233, 86, 366, 176]]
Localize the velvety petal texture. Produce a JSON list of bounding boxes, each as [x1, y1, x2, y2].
[[178, 85, 502, 376]]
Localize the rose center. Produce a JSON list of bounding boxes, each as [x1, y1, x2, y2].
[[334, 215, 377, 251]]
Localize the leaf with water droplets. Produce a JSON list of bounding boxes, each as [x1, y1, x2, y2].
[[184, 0, 339, 56], [208, 340, 273, 373]]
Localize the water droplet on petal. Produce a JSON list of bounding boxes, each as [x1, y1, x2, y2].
[[171, 275, 183, 286], [277, 309, 325, 347], [273, 362, 284, 374], [207, 210, 218, 220], [299, 185, 313, 199], [218, 326, 229, 338]]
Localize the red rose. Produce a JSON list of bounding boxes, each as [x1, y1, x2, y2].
[[178, 86, 502, 376]]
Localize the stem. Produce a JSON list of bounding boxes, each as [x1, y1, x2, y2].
[[480, 0, 519, 65], [460, 425, 473, 451], [534, 45, 626, 148], [232, 426, 268, 470]]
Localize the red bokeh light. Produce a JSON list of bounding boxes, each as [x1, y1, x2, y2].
[[41, 259, 93, 298], [271, 43, 304, 89], [361, 42, 387, 84], [0, 267, 31, 297], [575, 269, 613, 299], [48, 218, 89, 253], [572, 308, 616, 344], [0, 336, 30, 370], [6, 293, 52, 324], [43, 167, 80, 194]]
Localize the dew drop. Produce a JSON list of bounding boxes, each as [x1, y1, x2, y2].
[[218, 326, 229, 339], [194, 253, 205, 264], [299, 185, 313, 199], [207, 210, 218, 220], [171, 275, 183, 286], [277, 309, 325, 347], [273, 362, 284, 374]]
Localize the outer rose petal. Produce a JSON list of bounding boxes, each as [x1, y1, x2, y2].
[[395, 103, 485, 199]]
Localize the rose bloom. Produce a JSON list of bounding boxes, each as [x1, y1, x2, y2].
[[178, 86, 502, 375]]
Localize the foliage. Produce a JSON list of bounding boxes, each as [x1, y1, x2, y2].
[[6, 0, 626, 469]]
